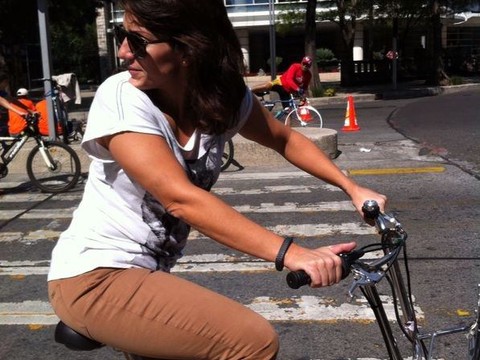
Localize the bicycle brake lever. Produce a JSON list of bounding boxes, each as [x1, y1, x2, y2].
[[347, 267, 385, 299]]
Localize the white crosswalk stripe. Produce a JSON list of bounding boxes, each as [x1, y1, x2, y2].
[[0, 222, 374, 244], [0, 295, 424, 326], [0, 201, 354, 220]]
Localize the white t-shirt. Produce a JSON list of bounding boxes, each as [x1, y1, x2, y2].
[[48, 71, 252, 281]]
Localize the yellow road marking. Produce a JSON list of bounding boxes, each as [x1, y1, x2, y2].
[[347, 166, 445, 176]]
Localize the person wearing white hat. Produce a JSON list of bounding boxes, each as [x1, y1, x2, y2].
[[16, 88, 29, 97], [7, 86, 37, 136]]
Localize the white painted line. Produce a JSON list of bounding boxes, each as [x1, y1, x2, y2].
[[5, 295, 424, 325], [219, 170, 314, 180], [0, 300, 58, 325], [234, 201, 355, 213], [0, 251, 385, 277], [0, 295, 424, 326], [218, 170, 348, 181], [0, 201, 353, 220], [189, 222, 374, 240], [0, 222, 374, 243], [246, 295, 424, 322], [0, 184, 338, 202], [0, 230, 60, 243], [0, 254, 271, 276], [0, 207, 78, 220], [0, 201, 350, 220], [0, 192, 82, 202], [212, 184, 340, 195]]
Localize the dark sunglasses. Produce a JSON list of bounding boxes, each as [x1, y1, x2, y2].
[[113, 25, 170, 59]]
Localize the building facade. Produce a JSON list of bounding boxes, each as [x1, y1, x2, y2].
[[96, 1, 480, 81]]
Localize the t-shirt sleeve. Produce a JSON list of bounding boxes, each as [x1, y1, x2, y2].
[[224, 88, 253, 140], [82, 72, 173, 160]]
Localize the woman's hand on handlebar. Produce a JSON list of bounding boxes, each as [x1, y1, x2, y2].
[[284, 241, 357, 288], [347, 184, 387, 225]]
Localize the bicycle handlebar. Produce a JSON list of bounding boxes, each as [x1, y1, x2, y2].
[[286, 200, 407, 290], [286, 249, 365, 289], [22, 113, 39, 123]]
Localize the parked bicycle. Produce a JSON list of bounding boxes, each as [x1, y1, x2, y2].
[[287, 200, 480, 360], [256, 91, 323, 128], [0, 113, 81, 193], [34, 78, 84, 144]]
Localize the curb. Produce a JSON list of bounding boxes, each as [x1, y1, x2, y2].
[[230, 128, 338, 169]]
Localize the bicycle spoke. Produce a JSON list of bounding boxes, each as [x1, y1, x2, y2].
[[285, 106, 323, 128], [26, 141, 81, 193]]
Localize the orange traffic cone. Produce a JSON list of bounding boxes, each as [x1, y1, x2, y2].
[[342, 95, 360, 132], [299, 107, 312, 122]]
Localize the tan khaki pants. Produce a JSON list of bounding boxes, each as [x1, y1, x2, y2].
[[49, 268, 279, 360]]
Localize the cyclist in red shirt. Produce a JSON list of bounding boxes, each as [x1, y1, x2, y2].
[[252, 56, 313, 108]]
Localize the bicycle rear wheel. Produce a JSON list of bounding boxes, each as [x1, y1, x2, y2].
[[285, 106, 323, 128], [26, 140, 81, 193], [221, 139, 234, 171]]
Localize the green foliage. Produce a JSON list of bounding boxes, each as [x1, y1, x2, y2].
[[310, 85, 337, 97], [276, 3, 306, 35], [322, 87, 337, 97], [449, 76, 464, 85], [316, 48, 336, 62], [267, 57, 284, 68], [47, 0, 102, 83], [0, 0, 102, 86]]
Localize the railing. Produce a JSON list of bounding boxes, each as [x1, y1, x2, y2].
[[351, 60, 390, 84]]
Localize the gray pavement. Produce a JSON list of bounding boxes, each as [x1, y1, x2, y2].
[[6, 75, 480, 175]]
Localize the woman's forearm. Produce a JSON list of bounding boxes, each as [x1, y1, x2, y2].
[[165, 186, 285, 262]]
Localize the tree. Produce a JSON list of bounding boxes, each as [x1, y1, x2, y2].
[[304, 0, 322, 93], [45, 0, 102, 83], [0, 0, 102, 88], [279, 0, 369, 86], [276, 0, 322, 94], [319, 1, 374, 86], [424, 0, 480, 85], [279, 0, 480, 87]]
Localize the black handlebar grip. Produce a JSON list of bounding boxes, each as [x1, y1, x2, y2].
[[362, 200, 380, 220], [286, 270, 311, 289], [286, 250, 364, 289]]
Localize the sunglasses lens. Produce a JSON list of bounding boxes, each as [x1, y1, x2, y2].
[[114, 26, 126, 44], [114, 26, 146, 58]]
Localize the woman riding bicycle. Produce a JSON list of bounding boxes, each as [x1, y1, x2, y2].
[[47, 0, 386, 359], [251, 56, 313, 109]]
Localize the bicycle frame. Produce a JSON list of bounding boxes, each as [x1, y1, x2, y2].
[[259, 93, 304, 116], [0, 115, 65, 178], [287, 200, 480, 360], [1, 127, 56, 172], [359, 205, 479, 360]]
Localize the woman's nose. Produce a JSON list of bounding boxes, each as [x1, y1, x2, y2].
[[117, 39, 135, 60]]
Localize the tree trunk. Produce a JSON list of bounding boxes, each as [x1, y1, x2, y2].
[[426, 0, 448, 85], [337, 0, 356, 86], [305, 0, 321, 95]]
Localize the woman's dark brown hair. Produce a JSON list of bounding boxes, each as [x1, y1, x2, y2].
[[119, 0, 247, 135]]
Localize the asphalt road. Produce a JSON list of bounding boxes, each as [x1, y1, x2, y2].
[[388, 87, 480, 179], [0, 90, 479, 359]]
